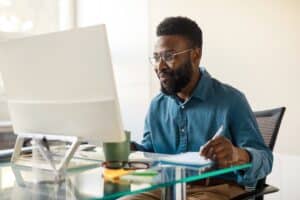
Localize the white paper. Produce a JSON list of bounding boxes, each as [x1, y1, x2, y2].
[[158, 152, 212, 166]]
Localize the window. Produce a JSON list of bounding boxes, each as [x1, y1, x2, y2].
[[0, 0, 150, 141]]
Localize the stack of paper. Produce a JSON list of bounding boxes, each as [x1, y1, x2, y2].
[[129, 151, 212, 167], [158, 152, 212, 167]]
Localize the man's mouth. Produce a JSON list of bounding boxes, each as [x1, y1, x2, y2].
[[160, 76, 169, 82], [158, 72, 171, 82]]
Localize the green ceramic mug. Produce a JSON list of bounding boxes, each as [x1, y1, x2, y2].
[[103, 130, 130, 169]]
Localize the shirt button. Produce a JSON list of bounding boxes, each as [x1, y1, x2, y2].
[[181, 105, 185, 109], [181, 128, 185, 132]]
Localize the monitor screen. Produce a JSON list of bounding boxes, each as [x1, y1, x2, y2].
[[0, 25, 125, 144]]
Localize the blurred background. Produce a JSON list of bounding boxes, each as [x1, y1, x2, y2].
[[0, 1, 299, 198]]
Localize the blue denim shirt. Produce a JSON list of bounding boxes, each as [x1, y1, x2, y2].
[[134, 67, 273, 186]]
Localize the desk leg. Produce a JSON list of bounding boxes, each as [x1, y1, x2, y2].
[[161, 168, 186, 200]]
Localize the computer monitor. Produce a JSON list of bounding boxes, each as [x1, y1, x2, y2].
[[0, 25, 126, 169]]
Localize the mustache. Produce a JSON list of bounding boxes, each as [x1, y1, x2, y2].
[[157, 68, 174, 77]]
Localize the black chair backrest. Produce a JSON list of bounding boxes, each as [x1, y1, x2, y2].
[[254, 107, 285, 151], [253, 107, 285, 200]]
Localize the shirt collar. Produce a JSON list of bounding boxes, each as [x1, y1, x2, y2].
[[190, 67, 212, 101]]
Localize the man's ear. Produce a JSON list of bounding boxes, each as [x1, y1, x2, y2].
[[191, 48, 202, 67]]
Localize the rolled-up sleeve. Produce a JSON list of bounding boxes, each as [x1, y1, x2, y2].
[[240, 147, 273, 186], [229, 93, 273, 186]]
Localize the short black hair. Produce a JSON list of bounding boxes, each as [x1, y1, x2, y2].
[[156, 16, 203, 49]]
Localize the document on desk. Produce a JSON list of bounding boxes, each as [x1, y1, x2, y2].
[[158, 152, 212, 167]]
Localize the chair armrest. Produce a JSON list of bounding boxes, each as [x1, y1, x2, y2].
[[231, 184, 279, 200]]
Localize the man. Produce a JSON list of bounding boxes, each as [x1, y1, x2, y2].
[[126, 16, 273, 200]]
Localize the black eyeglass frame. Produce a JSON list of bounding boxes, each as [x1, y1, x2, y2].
[[101, 161, 150, 170], [149, 48, 194, 66]]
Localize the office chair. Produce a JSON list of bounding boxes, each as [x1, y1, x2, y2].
[[232, 107, 286, 200]]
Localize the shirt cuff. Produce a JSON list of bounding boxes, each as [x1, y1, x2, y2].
[[235, 147, 273, 186]]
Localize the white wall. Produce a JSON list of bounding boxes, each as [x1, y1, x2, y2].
[[149, 0, 300, 155]]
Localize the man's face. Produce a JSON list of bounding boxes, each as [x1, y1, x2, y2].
[[153, 35, 194, 95]]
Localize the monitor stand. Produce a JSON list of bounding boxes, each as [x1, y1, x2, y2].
[[11, 133, 81, 174]]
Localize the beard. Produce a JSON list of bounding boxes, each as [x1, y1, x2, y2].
[[158, 59, 193, 96]]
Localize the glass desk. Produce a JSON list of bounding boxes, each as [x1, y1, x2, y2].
[[0, 152, 251, 200]]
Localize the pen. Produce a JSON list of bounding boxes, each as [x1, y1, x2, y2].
[[199, 125, 224, 153], [212, 125, 224, 140]]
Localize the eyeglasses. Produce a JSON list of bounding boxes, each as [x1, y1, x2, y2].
[[101, 161, 150, 170], [149, 48, 193, 66]]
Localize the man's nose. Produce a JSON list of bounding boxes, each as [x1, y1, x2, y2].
[[156, 57, 169, 72]]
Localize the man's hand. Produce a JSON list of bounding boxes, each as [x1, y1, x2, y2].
[[130, 142, 137, 151], [200, 136, 250, 168]]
